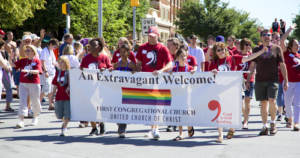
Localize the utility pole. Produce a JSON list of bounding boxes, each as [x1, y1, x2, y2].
[[98, 0, 103, 37], [133, 6, 136, 47], [62, 3, 71, 34]]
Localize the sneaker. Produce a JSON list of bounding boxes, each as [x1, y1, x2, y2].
[[78, 123, 85, 128], [16, 121, 24, 128], [144, 131, 152, 137], [152, 130, 160, 140], [27, 110, 34, 118], [242, 122, 248, 130], [60, 128, 68, 136], [99, 123, 105, 135], [259, 127, 268, 136], [270, 123, 277, 135], [166, 126, 173, 132], [293, 126, 299, 131], [276, 115, 282, 121], [89, 128, 98, 136], [119, 133, 125, 138], [284, 116, 289, 123], [31, 117, 38, 126]]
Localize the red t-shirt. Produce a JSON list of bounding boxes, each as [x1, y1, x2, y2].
[[136, 42, 172, 72], [172, 64, 193, 72], [80, 53, 112, 69], [203, 47, 210, 72], [236, 52, 254, 82], [208, 55, 243, 71], [284, 51, 300, 82], [15, 58, 42, 84], [52, 71, 70, 100], [187, 55, 198, 67], [227, 46, 237, 56], [111, 49, 136, 64]]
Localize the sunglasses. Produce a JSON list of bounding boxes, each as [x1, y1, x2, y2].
[[217, 49, 224, 52], [263, 33, 271, 37], [245, 44, 251, 46]]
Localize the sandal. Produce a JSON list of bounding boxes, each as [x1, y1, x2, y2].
[[216, 136, 223, 143], [48, 106, 55, 110], [226, 129, 235, 139], [4, 107, 14, 112], [173, 136, 184, 141], [188, 127, 194, 137]]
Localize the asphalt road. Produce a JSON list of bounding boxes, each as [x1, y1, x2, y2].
[[0, 99, 300, 158]]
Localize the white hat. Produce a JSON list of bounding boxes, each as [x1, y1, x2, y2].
[[31, 34, 40, 40], [22, 35, 32, 41]]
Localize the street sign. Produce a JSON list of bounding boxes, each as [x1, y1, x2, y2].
[[142, 18, 156, 36]]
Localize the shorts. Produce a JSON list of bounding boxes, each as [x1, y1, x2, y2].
[[40, 74, 55, 95], [55, 100, 71, 120], [255, 81, 278, 101], [244, 82, 254, 98]]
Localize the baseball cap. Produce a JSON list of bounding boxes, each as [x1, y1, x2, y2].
[[216, 35, 225, 43], [0, 29, 5, 36], [148, 26, 159, 37], [22, 35, 32, 41]]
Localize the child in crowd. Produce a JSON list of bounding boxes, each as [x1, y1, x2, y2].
[[52, 56, 71, 136], [113, 43, 136, 138], [172, 46, 195, 141]]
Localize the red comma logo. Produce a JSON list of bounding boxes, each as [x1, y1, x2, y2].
[[208, 100, 221, 122]]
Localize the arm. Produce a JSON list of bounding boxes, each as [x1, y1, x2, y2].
[[201, 62, 205, 72], [241, 47, 267, 63], [41, 60, 49, 77], [280, 62, 288, 91], [152, 61, 173, 75], [136, 60, 142, 72], [280, 24, 296, 51], [246, 62, 256, 90]]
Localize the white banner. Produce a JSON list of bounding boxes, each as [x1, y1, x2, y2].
[[70, 69, 243, 128]]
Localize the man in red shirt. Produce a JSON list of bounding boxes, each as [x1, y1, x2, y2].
[[136, 26, 173, 139], [80, 38, 112, 136], [227, 35, 238, 55]]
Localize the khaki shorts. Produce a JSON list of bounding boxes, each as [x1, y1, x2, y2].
[[254, 82, 278, 101]]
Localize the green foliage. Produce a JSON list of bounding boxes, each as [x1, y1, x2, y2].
[[70, 0, 150, 46], [0, 0, 46, 29], [292, 13, 300, 40], [175, 0, 261, 44]]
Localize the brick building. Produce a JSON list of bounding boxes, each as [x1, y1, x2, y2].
[[140, 0, 187, 43]]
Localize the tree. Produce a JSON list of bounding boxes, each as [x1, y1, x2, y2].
[[14, 0, 149, 46], [292, 13, 300, 40], [0, 0, 46, 29], [70, 0, 149, 46], [175, 0, 260, 44]]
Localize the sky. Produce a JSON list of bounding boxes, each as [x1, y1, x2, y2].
[[222, 0, 300, 28]]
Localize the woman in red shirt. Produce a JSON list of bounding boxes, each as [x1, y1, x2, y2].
[[9, 45, 43, 128], [283, 39, 300, 131], [209, 42, 265, 143]]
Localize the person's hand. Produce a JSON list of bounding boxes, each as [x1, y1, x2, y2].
[[108, 67, 113, 72], [190, 69, 196, 74], [283, 80, 288, 91], [290, 23, 297, 30], [21, 69, 29, 73], [211, 69, 218, 75], [152, 70, 162, 76], [40, 29, 46, 39], [45, 71, 49, 78], [245, 81, 250, 90]]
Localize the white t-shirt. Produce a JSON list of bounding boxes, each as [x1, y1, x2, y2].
[[63, 55, 80, 69], [188, 46, 205, 72], [40, 47, 56, 75]]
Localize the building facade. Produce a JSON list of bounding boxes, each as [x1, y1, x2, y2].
[[141, 0, 186, 43]]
